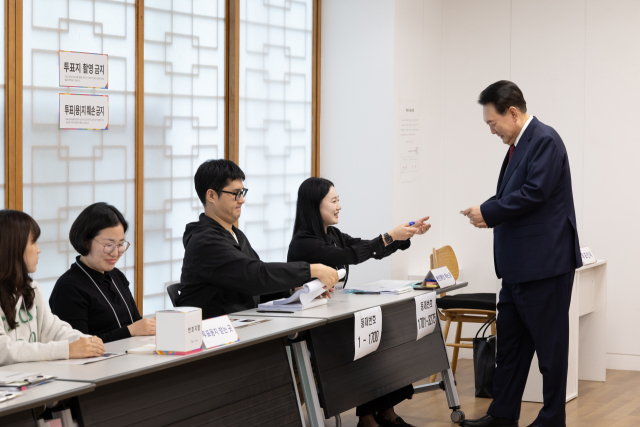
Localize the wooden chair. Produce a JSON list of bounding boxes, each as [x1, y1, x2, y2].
[[429, 246, 496, 382]]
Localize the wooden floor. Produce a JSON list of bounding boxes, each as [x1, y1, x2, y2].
[[304, 359, 640, 426]]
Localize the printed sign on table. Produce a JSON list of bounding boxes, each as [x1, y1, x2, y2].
[[424, 266, 456, 289], [354, 306, 382, 361], [59, 51, 108, 88], [59, 94, 109, 130], [415, 291, 437, 340], [201, 315, 240, 350], [580, 246, 597, 266]]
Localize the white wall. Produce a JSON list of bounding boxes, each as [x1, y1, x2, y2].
[[320, 0, 395, 286], [322, 0, 640, 369]]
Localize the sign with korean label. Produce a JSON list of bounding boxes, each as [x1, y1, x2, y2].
[[59, 94, 108, 130], [580, 246, 597, 266], [354, 306, 382, 361], [424, 266, 456, 289], [201, 315, 239, 350], [59, 51, 108, 88], [415, 291, 437, 340]]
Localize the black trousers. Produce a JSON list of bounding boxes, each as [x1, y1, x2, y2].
[[355, 385, 414, 417], [487, 271, 574, 427]]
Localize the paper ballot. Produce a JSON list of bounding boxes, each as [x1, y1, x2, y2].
[[258, 269, 346, 311]]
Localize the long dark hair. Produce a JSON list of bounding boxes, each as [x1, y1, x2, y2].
[[292, 177, 334, 240], [0, 210, 40, 330]]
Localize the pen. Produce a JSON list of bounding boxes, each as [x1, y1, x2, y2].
[[353, 292, 381, 295], [257, 310, 295, 314]]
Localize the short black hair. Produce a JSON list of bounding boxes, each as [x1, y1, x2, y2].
[[478, 80, 527, 115], [69, 202, 128, 256], [194, 159, 246, 206]]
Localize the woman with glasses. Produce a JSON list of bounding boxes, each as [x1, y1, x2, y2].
[[50, 203, 154, 343]]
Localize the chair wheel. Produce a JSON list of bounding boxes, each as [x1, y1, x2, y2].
[[451, 410, 465, 423]]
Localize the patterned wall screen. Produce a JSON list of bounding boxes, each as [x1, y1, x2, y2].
[[143, 0, 225, 315], [239, 0, 313, 262], [23, 0, 136, 299], [0, 0, 5, 208]]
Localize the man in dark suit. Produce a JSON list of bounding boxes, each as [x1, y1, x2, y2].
[[461, 81, 582, 427]]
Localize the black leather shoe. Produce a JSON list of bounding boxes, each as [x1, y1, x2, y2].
[[374, 413, 416, 427], [459, 414, 518, 427]]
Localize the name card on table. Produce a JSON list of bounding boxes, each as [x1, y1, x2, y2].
[[580, 246, 597, 266], [415, 291, 437, 340], [202, 315, 240, 350], [354, 306, 382, 361], [424, 266, 456, 289]]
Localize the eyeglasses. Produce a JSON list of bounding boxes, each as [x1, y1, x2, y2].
[[94, 239, 130, 254], [220, 188, 249, 201]]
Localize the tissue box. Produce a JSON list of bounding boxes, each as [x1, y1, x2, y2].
[[156, 307, 203, 355]]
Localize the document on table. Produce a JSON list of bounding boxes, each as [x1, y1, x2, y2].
[[229, 318, 271, 329], [347, 280, 417, 294], [49, 352, 125, 365]]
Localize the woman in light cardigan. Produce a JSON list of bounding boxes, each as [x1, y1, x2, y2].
[[0, 210, 105, 366]]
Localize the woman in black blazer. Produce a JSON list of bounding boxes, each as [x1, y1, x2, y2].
[[50, 203, 155, 343], [288, 177, 431, 427]]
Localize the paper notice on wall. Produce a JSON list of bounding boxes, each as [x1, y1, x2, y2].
[[399, 104, 420, 182], [59, 51, 108, 89], [59, 93, 109, 130]]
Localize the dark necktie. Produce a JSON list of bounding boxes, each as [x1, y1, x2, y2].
[[508, 144, 515, 163]]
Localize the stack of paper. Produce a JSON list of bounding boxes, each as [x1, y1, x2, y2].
[[258, 269, 346, 311], [345, 280, 417, 294]]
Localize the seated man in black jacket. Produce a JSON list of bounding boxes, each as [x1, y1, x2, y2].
[[178, 159, 339, 319]]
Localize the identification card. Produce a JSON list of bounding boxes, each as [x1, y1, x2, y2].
[[415, 292, 437, 340], [580, 246, 596, 266], [354, 306, 382, 361], [424, 266, 456, 289], [201, 315, 240, 350]]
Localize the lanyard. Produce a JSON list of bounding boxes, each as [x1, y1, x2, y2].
[[76, 262, 134, 328]]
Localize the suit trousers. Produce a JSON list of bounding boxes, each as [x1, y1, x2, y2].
[[487, 270, 574, 427]]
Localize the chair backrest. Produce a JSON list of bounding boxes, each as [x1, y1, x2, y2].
[[431, 246, 459, 297], [166, 283, 180, 307], [432, 245, 460, 281]]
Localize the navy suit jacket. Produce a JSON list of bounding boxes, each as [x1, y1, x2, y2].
[[481, 117, 582, 283]]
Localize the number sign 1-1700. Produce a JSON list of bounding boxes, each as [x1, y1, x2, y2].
[[415, 291, 437, 340], [353, 306, 382, 361]]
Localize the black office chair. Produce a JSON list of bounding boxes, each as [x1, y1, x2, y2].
[[166, 283, 180, 307]]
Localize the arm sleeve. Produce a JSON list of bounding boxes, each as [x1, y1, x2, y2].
[[481, 136, 563, 227], [291, 233, 384, 266], [97, 275, 138, 343], [342, 233, 411, 261], [189, 238, 311, 297], [0, 323, 71, 366]]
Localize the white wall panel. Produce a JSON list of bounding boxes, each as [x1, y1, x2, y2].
[[320, 0, 395, 287]]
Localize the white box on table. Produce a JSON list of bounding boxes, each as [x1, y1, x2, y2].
[[156, 307, 202, 355]]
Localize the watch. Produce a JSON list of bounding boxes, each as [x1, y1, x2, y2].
[[383, 232, 393, 245]]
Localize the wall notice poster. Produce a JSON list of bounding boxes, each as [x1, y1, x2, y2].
[[59, 94, 109, 130], [398, 103, 420, 182], [59, 51, 108, 89]]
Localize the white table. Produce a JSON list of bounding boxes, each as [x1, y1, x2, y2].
[[0, 380, 94, 425], [1, 316, 326, 427], [236, 283, 469, 426], [522, 260, 608, 402]]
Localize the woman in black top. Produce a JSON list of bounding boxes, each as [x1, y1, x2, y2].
[[288, 178, 431, 427], [50, 203, 155, 343]]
